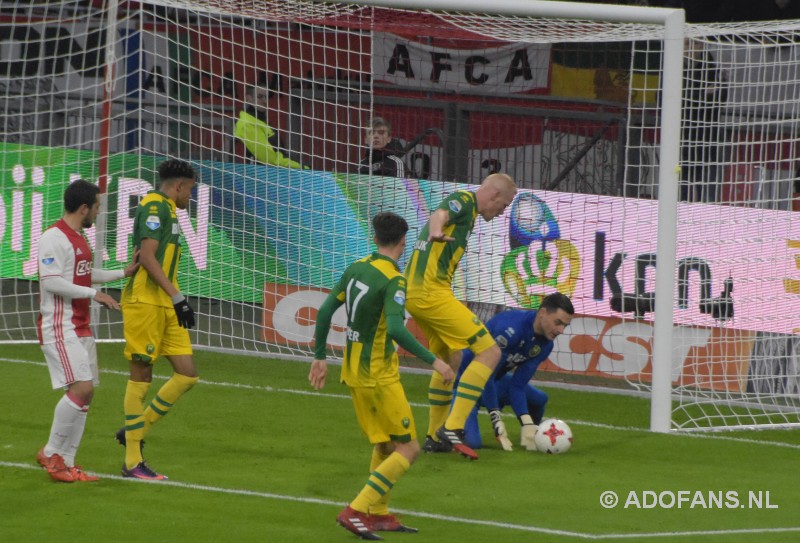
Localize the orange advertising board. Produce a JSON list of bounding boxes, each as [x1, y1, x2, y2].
[[262, 282, 430, 356], [263, 283, 755, 391], [544, 315, 755, 392]]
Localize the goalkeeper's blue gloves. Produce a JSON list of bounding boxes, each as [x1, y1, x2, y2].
[[171, 293, 196, 329]]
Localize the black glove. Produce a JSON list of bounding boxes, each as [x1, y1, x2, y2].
[[488, 409, 505, 437], [488, 408, 513, 451], [171, 293, 195, 329]]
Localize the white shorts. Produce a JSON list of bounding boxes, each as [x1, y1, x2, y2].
[[41, 336, 98, 390]]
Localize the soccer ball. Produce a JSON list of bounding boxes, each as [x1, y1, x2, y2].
[[534, 418, 573, 454]]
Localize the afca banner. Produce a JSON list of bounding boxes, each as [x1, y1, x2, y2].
[[372, 32, 550, 94]]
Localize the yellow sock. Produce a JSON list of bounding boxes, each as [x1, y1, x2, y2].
[[124, 380, 151, 469], [142, 373, 199, 435], [368, 447, 391, 516], [446, 362, 493, 429], [427, 371, 453, 438], [350, 452, 410, 514]]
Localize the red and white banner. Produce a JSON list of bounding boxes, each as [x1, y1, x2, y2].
[[372, 32, 550, 94]]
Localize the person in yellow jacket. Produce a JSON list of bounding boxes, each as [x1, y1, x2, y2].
[[234, 84, 304, 169]]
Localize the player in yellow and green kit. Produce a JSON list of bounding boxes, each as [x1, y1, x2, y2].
[[309, 212, 454, 541], [405, 173, 517, 460], [116, 159, 199, 480]]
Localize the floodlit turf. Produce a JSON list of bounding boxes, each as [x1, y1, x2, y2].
[[1, 343, 799, 543]]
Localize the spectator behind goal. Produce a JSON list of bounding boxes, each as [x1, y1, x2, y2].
[[234, 84, 303, 169], [359, 117, 406, 178]]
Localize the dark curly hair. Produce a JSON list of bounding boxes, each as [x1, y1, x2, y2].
[[372, 212, 408, 247], [158, 159, 196, 185]]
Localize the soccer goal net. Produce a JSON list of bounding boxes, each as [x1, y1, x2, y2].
[[0, 0, 798, 432]]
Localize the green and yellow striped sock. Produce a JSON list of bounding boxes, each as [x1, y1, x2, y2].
[[350, 452, 410, 514], [446, 361, 493, 429], [427, 371, 453, 438], [124, 380, 151, 469], [368, 447, 392, 516], [142, 373, 199, 435]]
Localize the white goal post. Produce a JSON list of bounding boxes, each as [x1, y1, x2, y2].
[[2, 0, 800, 433], [344, 0, 685, 430]]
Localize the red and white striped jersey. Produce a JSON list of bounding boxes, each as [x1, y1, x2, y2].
[[37, 219, 97, 345]]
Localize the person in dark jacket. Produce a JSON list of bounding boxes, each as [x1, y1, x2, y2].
[[359, 117, 406, 178]]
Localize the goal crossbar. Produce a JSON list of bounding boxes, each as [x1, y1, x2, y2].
[[345, 0, 685, 432]]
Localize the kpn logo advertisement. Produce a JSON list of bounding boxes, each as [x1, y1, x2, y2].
[[490, 188, 800, 336], [501, 192, 579, 309]]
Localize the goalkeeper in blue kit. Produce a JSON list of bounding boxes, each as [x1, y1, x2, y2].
[[309, 212, 453, 541], [452, 293, 574, 452]]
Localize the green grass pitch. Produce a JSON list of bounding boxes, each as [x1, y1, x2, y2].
[[1, 343, 798, 543]]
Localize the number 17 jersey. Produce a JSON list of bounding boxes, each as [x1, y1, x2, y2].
[[331, 252, 408, 387]]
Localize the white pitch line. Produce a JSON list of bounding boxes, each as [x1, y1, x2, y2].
[[588, 526, 800, 540], [4, 351, 800, 540], [4, 356, 800, 451], [6, 461, 798, 541], [1, 461, 589, 539]]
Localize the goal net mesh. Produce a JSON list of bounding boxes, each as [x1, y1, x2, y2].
[[0, 0, 798, 430]]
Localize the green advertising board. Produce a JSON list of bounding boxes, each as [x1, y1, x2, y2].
[[0, 142, 373, 303]]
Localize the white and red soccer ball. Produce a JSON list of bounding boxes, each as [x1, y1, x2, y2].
[[534, 418, 573, 454]]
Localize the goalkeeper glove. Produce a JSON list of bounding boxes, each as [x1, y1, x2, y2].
[[488, 409, 513, 451], [171, 293, 196, 329], [519, 414, 538, 451]]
